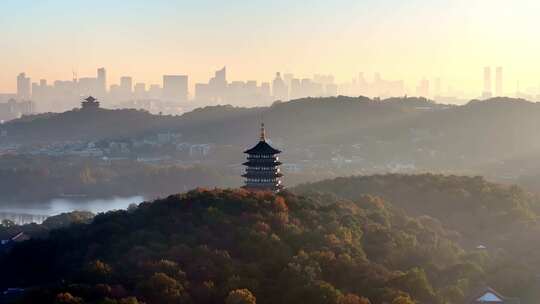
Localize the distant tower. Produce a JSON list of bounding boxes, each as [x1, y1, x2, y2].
[[483, 67, 492, 98], [495, 67, 503, 97], [242, 123, 283, 192], [272, 72, 288, 101], [16, 73, 31, 100], [163, 75, 188, 102], [97, 68, 107, 94]]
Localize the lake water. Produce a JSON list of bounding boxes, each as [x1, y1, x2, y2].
[[0, 196, 145, 225]]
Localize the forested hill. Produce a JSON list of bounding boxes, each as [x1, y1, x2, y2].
[[293, 174, 540, 249], [0, 96, 442, 144], [0, 188, 505, 304], [5, 97, 540, 170], [0, 108, 178, 143], [293, 174, 540, 303]]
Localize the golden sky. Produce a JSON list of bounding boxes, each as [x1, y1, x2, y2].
[[1, 0, 539, 97]]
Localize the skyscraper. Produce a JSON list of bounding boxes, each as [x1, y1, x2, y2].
[[17, 73, 31, 100], [163, 75, 188, 102], [119, 76, 133, 100], [210, 67, 227, 101], [483, 67, 492, 98], [495, 67, 503, 97], [134, 83, 146, 99], [272, 72, 288, 101], [97, 68, 107, 95], [213, 67, 226, 85], [120, 77, 132, 93]]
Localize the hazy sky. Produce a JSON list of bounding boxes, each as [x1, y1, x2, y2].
[[2, 0, 540, 96]]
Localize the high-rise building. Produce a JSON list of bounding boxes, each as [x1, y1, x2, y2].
[[77, 77, 99, 96], [208, 67, 227, 102], [495, 67, 503, 97], [97, 68, 107, 95], [17, 73, 31, 100], [148, 84, 162, 99], [283, 73, 294, 87], [272, 72, 288, 101], [290, 78, 301, 100], [213, 67, 226, 85], [120, 77, 132, 93], [134, 83, 146, 99], [483, 67, 492, 98], [119, 76, 133, 100], [163, 75, 188, 102]]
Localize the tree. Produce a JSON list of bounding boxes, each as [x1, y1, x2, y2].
[[339, 294, 371, 304], [54, 293, 83, 304], [118, 297, 140, 304], [138, 272, 188, 304], [1, 219, 15, 228], [86, 260, 112, 282], [226, 289, 257, 304], [392, 295, 415, 304]]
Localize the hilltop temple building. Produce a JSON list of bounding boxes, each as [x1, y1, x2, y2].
[[81, 96, 100, 110], [243, 123, 283, 192]]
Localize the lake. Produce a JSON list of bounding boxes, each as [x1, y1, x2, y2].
[[0, 196, 145, 225]]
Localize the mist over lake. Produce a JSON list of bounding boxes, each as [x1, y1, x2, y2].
[[0, 196, 144, 225]]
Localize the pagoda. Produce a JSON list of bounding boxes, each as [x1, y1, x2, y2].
[[242, 123, 283, 192], [81, 96, 100, 110]]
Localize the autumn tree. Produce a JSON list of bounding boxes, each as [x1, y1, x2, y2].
[[339, 294, 371, 304], [226, 289, 257, 304], [138, 272, 189, 304]]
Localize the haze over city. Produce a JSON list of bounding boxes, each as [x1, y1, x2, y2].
[[3, 0, 540, 100]]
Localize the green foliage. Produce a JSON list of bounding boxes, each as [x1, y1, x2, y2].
[[1, 219, 16, 228]]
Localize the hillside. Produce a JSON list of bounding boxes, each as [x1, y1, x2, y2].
[[293, 174, 540, 249], [0, 108, 178, 143], [4, 97, 540, 179], [0, 188, 498, 304], [0, 96, 441, 145]]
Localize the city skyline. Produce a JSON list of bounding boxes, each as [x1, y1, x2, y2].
[[2, 0, 540, 97], [7, 65, 538, 103]]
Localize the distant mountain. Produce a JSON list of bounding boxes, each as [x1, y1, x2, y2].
[[5, 96, 540, 181], [0, 96, 441, 145], [1, 108, 177, 143]]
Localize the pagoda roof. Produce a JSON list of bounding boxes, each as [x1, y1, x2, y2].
[[244, 140, 281, 155], [243, 160, 282, 166], [242, 172, 283, 178], [84, 96, 98, 103]]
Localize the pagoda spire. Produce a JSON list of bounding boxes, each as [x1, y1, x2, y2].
[[260, 122, 266, 142]]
